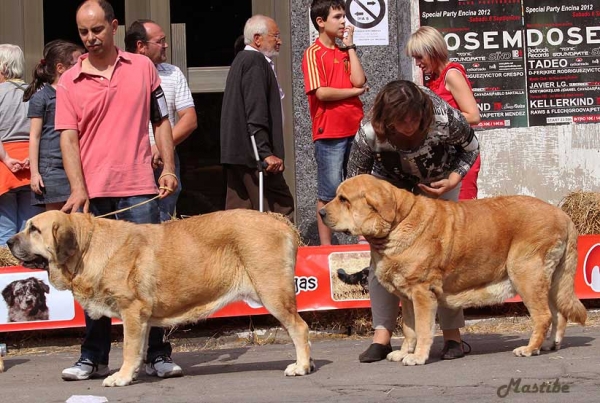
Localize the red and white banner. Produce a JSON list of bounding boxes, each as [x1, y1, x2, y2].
[[1, 239, 599, 333]]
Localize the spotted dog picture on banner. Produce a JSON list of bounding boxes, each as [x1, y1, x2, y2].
[[524, 0, 600, 126], [0, 271, 75, 324], [1, 240, 598, 332], [420, 0, 527, 129]]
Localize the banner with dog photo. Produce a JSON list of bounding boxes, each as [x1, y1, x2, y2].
[[329, 250, 371, 301], [1, 238, 599, 332], [0, 268, 75, 325]]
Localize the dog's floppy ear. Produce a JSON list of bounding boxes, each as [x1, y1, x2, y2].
[[364, 180, 397, 224], [52, 221, 79, 265], [36, 278, 50, 294], [2, 282, 15, 305]]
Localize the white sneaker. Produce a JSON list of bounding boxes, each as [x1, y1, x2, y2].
[[62, 358, 110, 381], [145, 356, 183, 378]]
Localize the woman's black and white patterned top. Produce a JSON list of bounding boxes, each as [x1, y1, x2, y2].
[[347, 86, 479, 190]]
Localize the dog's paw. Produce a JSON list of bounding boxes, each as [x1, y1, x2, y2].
[[102, 372, 133, 387], [512, 346, 540, 357], [401, 353, 427, 366], [541, 341, 561, 351], [387, 350, 408, 362], [284, 359, 314, 376]]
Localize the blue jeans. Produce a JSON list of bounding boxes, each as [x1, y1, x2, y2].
[[314, 137, 355, 202], [0, 185, 44, 245], [153, 152, 182, 222], [80, 195, 171, 365]]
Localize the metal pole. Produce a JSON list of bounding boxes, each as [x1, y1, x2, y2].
[[249, 135, 264, 213]]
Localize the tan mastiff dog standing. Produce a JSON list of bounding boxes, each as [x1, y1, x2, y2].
[[8, 209, 314, 386], [320, 174, 586, 365]]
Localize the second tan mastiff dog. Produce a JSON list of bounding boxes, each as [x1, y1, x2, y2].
[[8, 209, 314, 386], [320, 174, 586, 365]]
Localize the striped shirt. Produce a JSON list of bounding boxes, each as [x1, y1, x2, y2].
[[148, 63, 195, 145]]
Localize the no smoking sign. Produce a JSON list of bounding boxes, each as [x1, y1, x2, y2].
[[346, 0, 386, 29], [308, 0, 389, 45]]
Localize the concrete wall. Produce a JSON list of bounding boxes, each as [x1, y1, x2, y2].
[[478, 124, 600, 204]]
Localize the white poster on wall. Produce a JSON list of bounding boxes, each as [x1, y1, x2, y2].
[[309, 0, 389, 46]]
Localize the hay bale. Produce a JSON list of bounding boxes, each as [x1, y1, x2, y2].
[[559, 190, 600, 235], [0, 246, 19, 267]]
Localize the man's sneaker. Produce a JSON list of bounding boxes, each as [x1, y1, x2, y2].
[[62, 358, 110, 381], [145, 355, 183, 378]]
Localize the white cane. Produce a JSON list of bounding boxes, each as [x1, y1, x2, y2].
[[250, 135, 264, 213]]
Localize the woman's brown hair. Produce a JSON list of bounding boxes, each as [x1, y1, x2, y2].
[[370, 80, 434, 143]]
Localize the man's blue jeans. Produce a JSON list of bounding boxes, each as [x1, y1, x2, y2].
[[153, 152, 182, 222], [0, 185, 44, 245], [80, 195, 171, 365]]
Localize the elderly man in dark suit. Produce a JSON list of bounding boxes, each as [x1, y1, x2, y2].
[[220, 14, 294, 221]]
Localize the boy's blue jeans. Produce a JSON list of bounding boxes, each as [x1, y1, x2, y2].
[[314, 137, 355, 202]]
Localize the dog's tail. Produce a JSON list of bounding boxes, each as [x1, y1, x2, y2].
[[266, 212, 303, 247], [337, 268, 366, 285], [552, 219, 587, 325]]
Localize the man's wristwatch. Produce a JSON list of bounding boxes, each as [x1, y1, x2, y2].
[[341, 44, 357, 51]]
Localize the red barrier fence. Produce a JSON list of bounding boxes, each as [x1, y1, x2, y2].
[[2, 237, 599, 333]]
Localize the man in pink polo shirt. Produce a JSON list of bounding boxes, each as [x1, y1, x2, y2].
[[55, 0, 181, 381]]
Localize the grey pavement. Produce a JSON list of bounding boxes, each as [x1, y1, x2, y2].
[[1, 321, 599, 403]]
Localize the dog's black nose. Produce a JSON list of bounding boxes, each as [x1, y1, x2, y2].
[[6, 236, 15, 249], [318, 209, 327, 219]]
